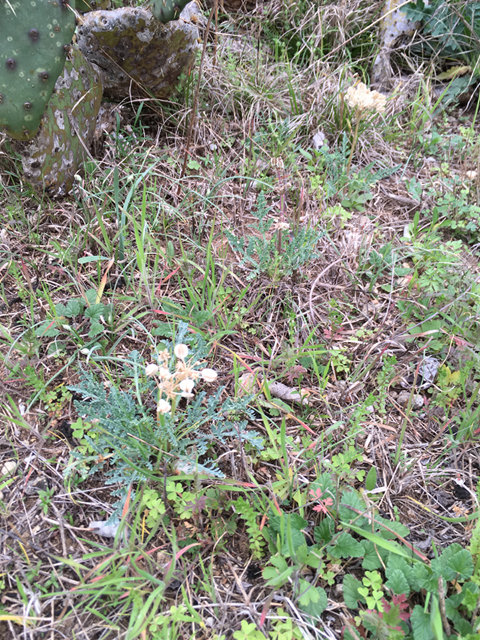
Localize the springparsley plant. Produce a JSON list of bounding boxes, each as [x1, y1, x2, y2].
[[66, 323, 263, 516]]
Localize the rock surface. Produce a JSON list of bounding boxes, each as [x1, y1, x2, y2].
[[76, 3, 200, 101]]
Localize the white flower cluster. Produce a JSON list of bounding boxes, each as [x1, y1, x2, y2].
[[146, 344, 217, 415], [345, 82, 386, 114]]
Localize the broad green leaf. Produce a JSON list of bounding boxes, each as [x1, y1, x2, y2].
[[361, 540, 387, 570], [312, 472, 335, 496], [374, 515, 410, 539], [269, 555, 289, 571], [263, 565, 294, 587], [88, 321, 104, 337], [296, 545, 322, 569], [263, 556, 294, 587], [411, 605, 434, 640], [297, 584, 328, 619], [385, 568, 410, 595], [84, 289, 98, 305], [61, 299, 84, 318], [35, 320, 59, 338], [339, 491, 368, 527], [445, 598, 474, 636], [431, 542, 473, 581], [343, 574, 364, 609], [85, 303, 107, 321], [386, 554, 415, 588], [269, 514, 308, 533], [365, 466, 377, 491], [460, 584, 480, 613], [446, 548, 473, 580], [269, 514, 307, 557], [328, 532, 364, 559], [298, 579, 320, 607], [413, 564, 438, 593], [314, 519, 334, 545]]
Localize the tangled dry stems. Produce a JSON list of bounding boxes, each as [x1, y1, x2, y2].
[[0, 0, 480, 637]]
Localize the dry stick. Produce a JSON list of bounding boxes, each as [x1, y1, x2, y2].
[[177, 3, 216, 196], [52, 504, 68, 557], [213, 0, 218, 68], [438, 576, 452, 636]]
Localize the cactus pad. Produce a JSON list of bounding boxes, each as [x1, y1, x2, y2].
[[16, 47, 102, 196], [74, 0, 110, 11], [0, 0, 76, 141], [76, 5, 199, 100], [150, 0, 191, 24], [372, 0, 421, 88]]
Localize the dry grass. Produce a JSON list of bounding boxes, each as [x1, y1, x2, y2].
[[1, 0, 480, 638]]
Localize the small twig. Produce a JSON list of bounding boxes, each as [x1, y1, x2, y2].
[[213, 0, 218, 68], [438, 576, 452, 636], [51, 504, 68, 557]]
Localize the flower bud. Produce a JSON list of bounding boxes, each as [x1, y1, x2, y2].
[[201, 368, 218, 382], [174, 343, 189, 359], [179, 378, 195, 394], [157, 399, 171, 414], [145, 363, 159, 376]]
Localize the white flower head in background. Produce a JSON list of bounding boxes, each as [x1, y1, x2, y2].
[[179, 378, 195, 398], [346, 82, 386, 115], [466, 170, 478, 180], [174, 343, 189, 360], [201, 368, 217, 382], [145, 363, 159, 376]]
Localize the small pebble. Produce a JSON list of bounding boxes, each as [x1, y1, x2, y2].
[[0, 461, 17, 476], [396, 391, 424, 409], [312, 131, 328, 150]]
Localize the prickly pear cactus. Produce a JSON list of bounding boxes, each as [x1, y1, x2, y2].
[[372, 0, 421, 88], [150, 0, 191, 24], [76, 4, 199, 101], [74, 0, 110, 11], [16, 47, 102, 196], [0, 0, 76, 141]]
